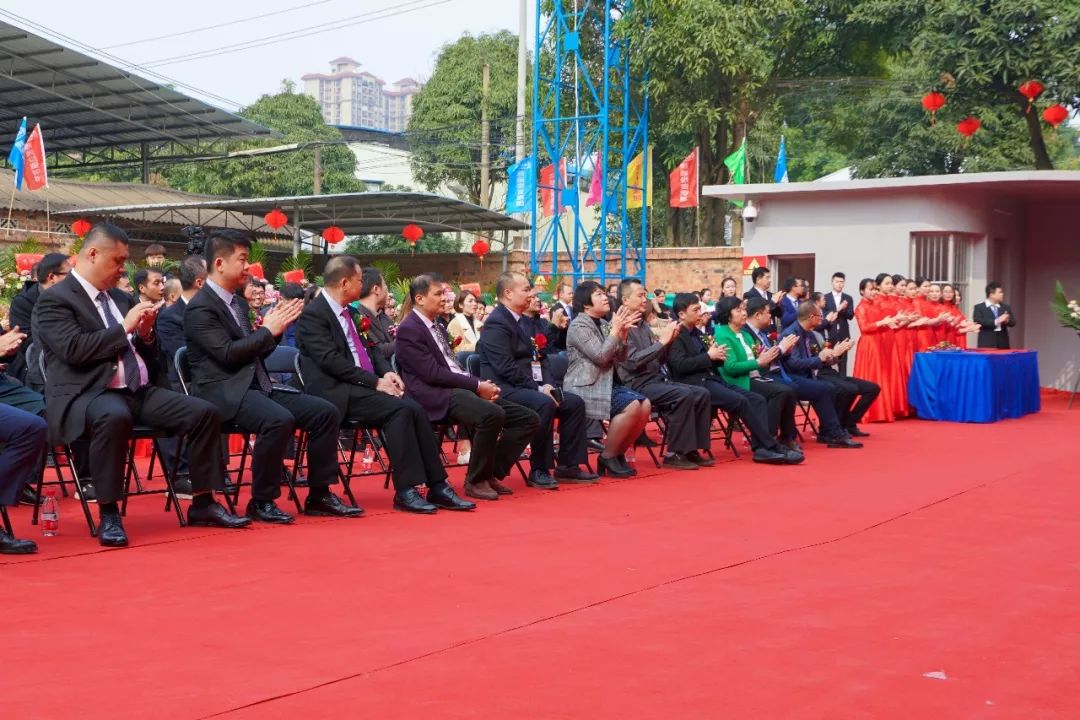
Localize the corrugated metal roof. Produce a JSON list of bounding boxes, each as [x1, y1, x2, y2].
[[0, 19, 273, 152]]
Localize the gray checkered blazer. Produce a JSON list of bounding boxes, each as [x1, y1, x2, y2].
[[563, 313, 628, 421]]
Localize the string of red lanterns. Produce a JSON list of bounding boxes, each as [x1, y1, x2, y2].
[[921, 79, 1071, 142]]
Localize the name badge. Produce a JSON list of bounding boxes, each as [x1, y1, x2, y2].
[[531, 361, 543, 382]]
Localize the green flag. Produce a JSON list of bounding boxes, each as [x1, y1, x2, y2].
[[722, 139, 747, 208]]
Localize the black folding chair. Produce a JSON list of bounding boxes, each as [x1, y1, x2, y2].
[[712, 407, 750, 458]]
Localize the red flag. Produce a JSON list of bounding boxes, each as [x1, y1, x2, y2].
[[586, 153, 603, 206], [539, 159, 567, 217], [668, 147, 698, 208], [22, 123, 48, 191]]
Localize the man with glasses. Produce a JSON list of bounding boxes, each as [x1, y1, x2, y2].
[[779, 276, 807, 330], [7, 253, 70, 385], [779, 302, 862, 449]]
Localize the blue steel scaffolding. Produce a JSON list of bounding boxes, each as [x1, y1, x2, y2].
[[530, 0, 649, 286]]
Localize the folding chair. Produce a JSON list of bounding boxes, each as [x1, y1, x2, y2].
[[796, 400, 819, 438], [464, 352, 529, 480], [175, 347, 304, 513], [712, 407, 750, 458]]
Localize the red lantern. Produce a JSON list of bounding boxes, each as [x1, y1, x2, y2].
[[71, 218, 92, 238], [248, 262, 265, 280], [282, 269, 306, 284], [1018, 80, 1044, 112], [921, 91, 946, 124], [322, 225, 346, 245], [1042, 103, 1069, 128], [471, 238, 490, 266], [15, 253, 44, 274], [264, 208, 288, 230], [956, 116, 981, 139], [402, 223, 423, 255]]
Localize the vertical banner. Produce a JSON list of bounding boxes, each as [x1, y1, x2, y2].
[[586, 153, 603, 206], [505, 154, 534, 213], [539, 159, 567, 217], [668, 147, 699, 208], [626, 147, 653, 209], [21, 124, 48, 191]]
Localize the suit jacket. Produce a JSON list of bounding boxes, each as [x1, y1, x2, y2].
[[183, 284, 279, 421], [823, 292, 854, 343], [973, 301, 1015, 349], [295, 293, 391, 419], [155, 297, 188, 387], [31, 273, 165, 444], [6, 282, 39, 381], [779, 295, 801, 330], [395, 310, 479, 421], [476, 304, 550, 392], [356, 303, 395, 362], [779, 322, 825, 378], [446, 312, 481, 353], [714, 324, 761, 391], [617, 323, 669, 391], [667, 326, 722, 386], [743, 287, 783, 323], [564, 313, 627, 420]]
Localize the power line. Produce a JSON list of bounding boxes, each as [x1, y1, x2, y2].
[[142, 0, 455, 68]]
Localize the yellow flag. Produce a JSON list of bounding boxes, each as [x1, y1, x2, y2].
[[626, 147, 653, 208]]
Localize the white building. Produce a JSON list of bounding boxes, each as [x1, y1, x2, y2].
[[704, 170, 1080, 390], [302, 58, 420, 132]]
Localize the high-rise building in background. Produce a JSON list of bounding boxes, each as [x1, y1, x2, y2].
[[302, 57, 421, 132]]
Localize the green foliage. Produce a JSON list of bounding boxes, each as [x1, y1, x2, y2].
[[247, 241, 267, 266], [164, 84, 365, 197], [390, 277, 412, 303], [370, 260, 401, 286], [1050, 281, 1080, 332], [408, 31, 528, 207], [277, 249, 313, 285], [0, 237, 46, 303], [343, 233, 461, 255]]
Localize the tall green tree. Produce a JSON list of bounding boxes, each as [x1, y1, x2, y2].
[[164, 81, 364, 196], [407, 31, 527, 208]]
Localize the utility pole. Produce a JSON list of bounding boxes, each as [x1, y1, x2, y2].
[[313, 144, 322, 195], [480, 63, 491, 209], [511, 0, 528, 269]]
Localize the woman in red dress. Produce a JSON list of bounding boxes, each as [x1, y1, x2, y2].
[[854, 278, 900, 423], [922, 283, 951, 344], [879, 274, 913, 417], [941, 284, 978, 348]]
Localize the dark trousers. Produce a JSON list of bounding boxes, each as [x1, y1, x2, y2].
[[750, 376, 798, 442], [834, 353, 848, 376], [783, 375, 845, 438], [343, 386, 446, 491], [83, 387, 224, 505], [636, 379, 711, 455], [502, 386, 587, 472], [157, 437, 189, 476], [819, 370, 880, 429], [700, 377, 776, 451], [444, 391, 539, 485], [0, 404, 47, 506], [0, 375, 48, 492], [232, 388, 341, 501]]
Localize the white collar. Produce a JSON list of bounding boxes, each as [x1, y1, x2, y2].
[[70, 268, 108, 302], [205, 278, 234, 306]]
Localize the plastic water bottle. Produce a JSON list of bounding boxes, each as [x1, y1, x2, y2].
[[361, 448, 374, 474], [41, 489, 59, 537], [624, 447, 637, 470], [456, 440, 471, 466]]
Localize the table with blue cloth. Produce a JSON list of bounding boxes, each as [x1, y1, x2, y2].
[[908, 349, 1041, 423]]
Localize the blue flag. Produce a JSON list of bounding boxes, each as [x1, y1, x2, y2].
[[505, 154, 535, 213], [773, 135, 789, 184], [7, 117, 27, 190]]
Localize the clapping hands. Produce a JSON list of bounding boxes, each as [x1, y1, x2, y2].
[[262, 299, 303, 337], [609, 305, 641, 339]]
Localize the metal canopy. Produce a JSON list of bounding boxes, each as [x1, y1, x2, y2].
[[0, 19, 273, 156], [53, 192, 530, 237]]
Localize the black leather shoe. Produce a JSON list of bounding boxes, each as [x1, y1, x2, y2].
[[586, 439, 606, 453], [304, 493, 364, 518], [751, 447, 789, 465], [98, 511, 129, 547], [819, 435, 863, 449], [393, 487, 437, 514], [847, 426, 870, 437], [662, 453, 700, 470], [188, 501, 253, 528], [597, 456, 634, 478], [526, 470, 559, 489], [555, 465, 600, 483], [685, 451, 715, 467], [245, 499, 295, 524], [0, 529, 37, 554], [427, 483, 476, 511]]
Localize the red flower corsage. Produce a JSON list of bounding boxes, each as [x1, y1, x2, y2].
[[768, 331, 778, 343]]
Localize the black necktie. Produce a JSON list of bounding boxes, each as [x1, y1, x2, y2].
[[229, 295, 272, 394], [96, 292, 142, 392]]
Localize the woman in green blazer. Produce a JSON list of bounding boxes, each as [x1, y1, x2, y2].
[[713, 312, 762, 390]]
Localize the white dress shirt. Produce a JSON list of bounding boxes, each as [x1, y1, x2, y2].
[[71, 269, 149, 388], [324, 293, 363, 367], [986, 299, 1002, 331], [415, 309, 469, 376]]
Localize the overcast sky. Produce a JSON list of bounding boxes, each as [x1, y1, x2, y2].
[[2, 0, 530, 110]]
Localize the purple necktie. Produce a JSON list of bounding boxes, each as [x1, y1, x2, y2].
[[342, 308, 374, 372]]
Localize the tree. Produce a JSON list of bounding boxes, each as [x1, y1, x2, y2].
[[164, 82, 365, 196], [407, 31, 527, 208], [854, 0, 1080, 170]]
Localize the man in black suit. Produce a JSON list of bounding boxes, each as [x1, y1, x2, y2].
[[295, 257, 474, 514], [477, 271, 594, 489], [809, 292, 878, 436], [7, 252, 69, 384], [666, 293, 801, 465], [154, 255, 208, 493], [32, 223, 250, 546], [549, 281, 574, 351], [973, 281, 1016, 349], [395, 272, 539, 501], [355, 267, 396, 362], [743, 267, 784, 329], [822, 272, 855, 375], [184, 230, 360, 524]]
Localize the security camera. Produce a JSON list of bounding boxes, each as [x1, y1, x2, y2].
[[742, 201, 758, 223]]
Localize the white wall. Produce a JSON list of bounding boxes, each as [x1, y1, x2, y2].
[[1023, 201, 1080, 390]]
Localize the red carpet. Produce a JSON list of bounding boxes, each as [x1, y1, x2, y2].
[[4, 396, 1079, 719]]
